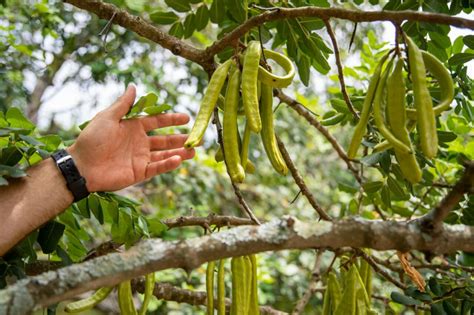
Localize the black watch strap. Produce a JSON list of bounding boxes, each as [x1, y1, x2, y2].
[[51, 149, 89, 202]]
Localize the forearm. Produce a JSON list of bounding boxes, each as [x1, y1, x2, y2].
[[0, 158, 73, 256]]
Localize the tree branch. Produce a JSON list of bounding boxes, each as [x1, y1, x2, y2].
[[64, 0, 474, 71], [133, 280, 288, 315], [276, 90, 361, 184], [162, 214, 257, 230], [418, 161, 474, 232], [323, 20, 358, 119], [276, 137, 333, 221], [63, 0, 212, 70], [291, 250, 323, 315], [206, 7, 474, 59], [1, 217, 473, 314]]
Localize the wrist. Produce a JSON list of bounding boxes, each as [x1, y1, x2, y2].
[[63, 145, 96, 193]]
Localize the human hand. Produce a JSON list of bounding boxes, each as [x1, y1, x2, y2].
[[68, 85, 195, 192]]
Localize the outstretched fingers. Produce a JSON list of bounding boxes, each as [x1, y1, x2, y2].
[[149, 134, 189, 150], [140, 113, 190, 132], [151, 148, 195, 162], [145, 155, 182, 178]]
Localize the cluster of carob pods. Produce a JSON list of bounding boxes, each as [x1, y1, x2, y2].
[[348, 36, 454, 184], [184, 41, 296, 182], [206, 255, 259, 315]]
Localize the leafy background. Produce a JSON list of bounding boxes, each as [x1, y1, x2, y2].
[[0, 0, 473, 313]]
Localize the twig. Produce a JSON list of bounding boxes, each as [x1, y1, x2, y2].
[[213, 108, 260, 225], [276, 137, 332, 221], [291, 250, 324, 315], [97, 11, 116, 52], [162, 214, 257, 230], [276, 89, 361, 184], [418, 161, 474, 232], [348, 22, 357, 51], [323, 19, 359, 119], [356, 249, 407, 290], [132, 280, 288, 315]]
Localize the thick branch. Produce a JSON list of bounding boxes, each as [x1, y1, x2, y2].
[[418, 161, 474, 232], [1, 217, 473, 314], [276, 137, 332, 221], [207, 7, 474, 58], [277, 90, 361, 184], [63, 0, 210, 69], [133, 280, 288, 315], [64, 0, 474, 71]]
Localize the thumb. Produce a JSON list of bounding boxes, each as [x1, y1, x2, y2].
[[107, 84, 136, 120]]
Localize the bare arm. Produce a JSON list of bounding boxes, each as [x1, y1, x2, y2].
[[0, 85, 195, 255]]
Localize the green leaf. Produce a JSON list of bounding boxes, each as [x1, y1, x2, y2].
[[1, 147, 23, 166], [143, 104, 172, 115], [391, 292, 421, 306], [37, 135, 62, 152], [330, 99, 350, 114], [169, 22, 184, 38], [183, 13, 196, 38], [443, 301, 458, 315], [38, 221, 66, 254], [429, 277, 443, 296], [387, 176, 408, 200], [463, 35, 474, 49], [209, 0, 225, 23], [360, 152, 384, 166], [449, 53, 474, 67], [437, 130, 458, 143], [147, 218, 167, 237], [381, 185, 391, 208], [0, 165, 26, 178], [88, 194, 104, 224], [128, 92, 158, 117], [149, 11, 179, 25], [194, 5, 209, 31], [125, 0, 145, 11], [429, 31, 451, 49], [165, 0, 191, 12], [6, 108, 35, 131], [225, 0, 246, 23], [0, 176, 8, 185], [363, 181, 383, 194], [296, 54, 311, 86]]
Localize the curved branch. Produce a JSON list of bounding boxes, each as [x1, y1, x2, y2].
[[1, 217, 473, 314], [418, 161, 474, 232], [64, 0, 474, 69], [206, 7, 474, 58], [323, 20, 358, 119], [133, 280, 288, 315], [276, 137, 333, 221], [63, 0, 211, 69], [277, 90, 361, 184]]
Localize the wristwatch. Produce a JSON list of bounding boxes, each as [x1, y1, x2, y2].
[[51, 149, 89, 202]]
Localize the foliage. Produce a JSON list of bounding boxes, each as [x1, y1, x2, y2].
[[0, 0, 473, 314]]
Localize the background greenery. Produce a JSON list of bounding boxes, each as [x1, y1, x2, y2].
[[0, 0, 473, 314]]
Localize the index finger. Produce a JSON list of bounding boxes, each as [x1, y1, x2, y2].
[[139, 113, 190, 131]]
